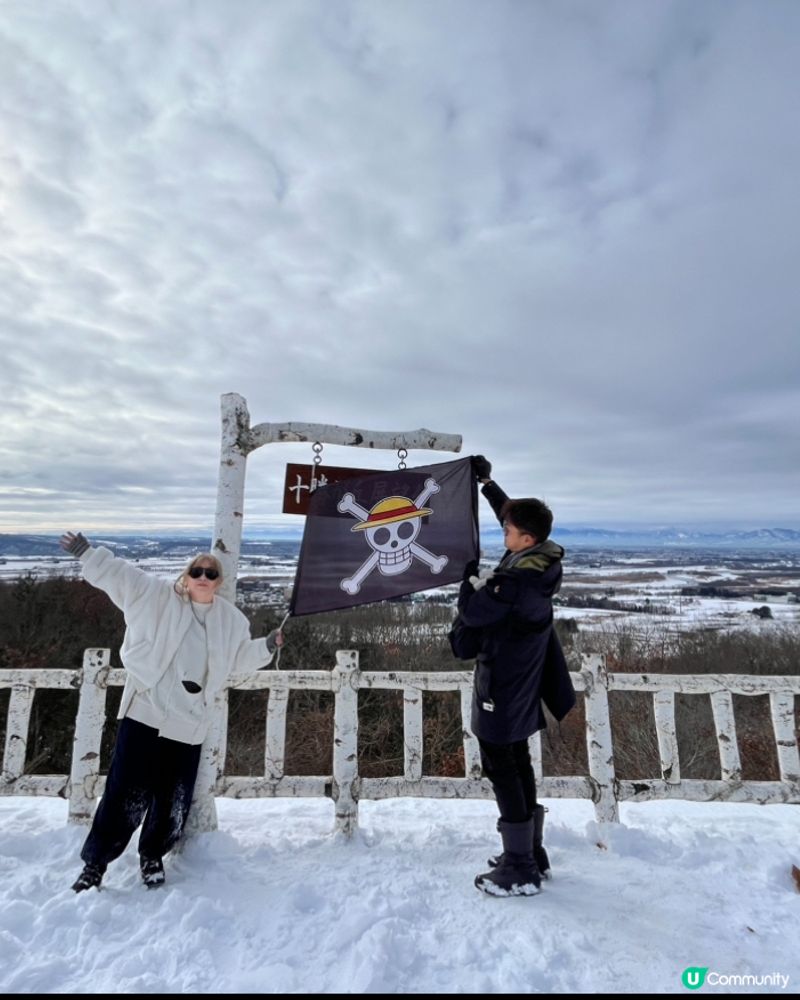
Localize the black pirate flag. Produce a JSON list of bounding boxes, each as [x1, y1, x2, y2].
[[289, 457, 479, 616]]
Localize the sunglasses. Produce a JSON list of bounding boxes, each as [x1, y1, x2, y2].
[[188, 566, 219, 580]]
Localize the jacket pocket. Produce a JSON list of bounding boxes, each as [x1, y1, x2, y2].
[[474, 657, 493, 704]]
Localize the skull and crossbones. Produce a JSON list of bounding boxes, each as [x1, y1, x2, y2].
[[337, 477, 449, 595]]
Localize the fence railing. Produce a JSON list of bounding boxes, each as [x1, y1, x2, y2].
[[2, 649, 799, 831]]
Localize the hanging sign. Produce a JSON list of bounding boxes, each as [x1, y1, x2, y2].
[[282, 464, 376, 514]]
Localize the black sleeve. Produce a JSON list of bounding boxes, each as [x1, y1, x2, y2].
[[481, 481, 509, 526], [457, 571, 520, 628]]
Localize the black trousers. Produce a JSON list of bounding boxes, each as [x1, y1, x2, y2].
[[478, 737, 537, 824], [81, 717, 202, 869]]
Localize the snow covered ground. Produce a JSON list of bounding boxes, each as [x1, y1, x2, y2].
[[1, 796, 797, 994], [4, 551, 800, 635]]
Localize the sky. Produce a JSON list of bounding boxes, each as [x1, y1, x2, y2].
[[1, 795, 798, 993], [1, 0, 799, 534]]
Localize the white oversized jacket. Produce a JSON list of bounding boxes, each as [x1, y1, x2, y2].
[[80, 546, 274, 738]]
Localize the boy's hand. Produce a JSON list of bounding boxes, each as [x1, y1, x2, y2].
[[472, 455, 492, 481]]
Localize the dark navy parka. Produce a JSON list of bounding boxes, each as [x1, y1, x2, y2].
[[458, 482, 576, 744]]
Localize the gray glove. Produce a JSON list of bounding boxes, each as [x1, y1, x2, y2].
[[60, 531, 91, 557]]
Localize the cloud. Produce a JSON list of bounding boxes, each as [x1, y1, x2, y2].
[[0, 0, 798, 532]]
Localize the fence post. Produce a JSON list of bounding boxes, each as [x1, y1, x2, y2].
[[69, 649, 111, 825], [332, 650, 360, 836], [460, 687, 482, 778], [404, 686, 423, 782], [186, 694, 229, 834], [770, 692, 800, 786], [710, 690, 742, 781], [2, 684, 35, 786], [653, 690, 681, 784], [582, 653, 619, 824], [265, 688, 289, 780]]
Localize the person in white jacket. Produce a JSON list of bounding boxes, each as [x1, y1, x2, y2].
[[60, 531, 283, 892]]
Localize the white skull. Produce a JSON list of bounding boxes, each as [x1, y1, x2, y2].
[[365, 518, 421, 575]]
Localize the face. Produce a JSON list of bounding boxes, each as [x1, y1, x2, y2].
[[185, 559, 222, 603], [503, 519, 536, 553]]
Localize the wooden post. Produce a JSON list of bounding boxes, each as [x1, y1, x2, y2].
[[265, 688, 289, 780], [653, 690, 681, 784], [461, 687, 483, 779], [582, 654, 619, 824], [186, 694, 229, 835], [68, 649, 111, 825], [2, 685, 35, 786], [332, 650, 360, 836], [213, 393, 251, 604], [710, 690, 742, 781], [770, 692, 800, 785], [404, 687, 423, 782]]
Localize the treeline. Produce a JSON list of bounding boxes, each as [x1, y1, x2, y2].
[[1, 575, 798, 783]]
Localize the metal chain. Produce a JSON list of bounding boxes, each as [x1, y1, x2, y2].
[[397, 447, 408, 470]]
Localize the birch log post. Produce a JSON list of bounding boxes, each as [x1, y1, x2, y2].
[[582, 654, 620, 824], [404, 687, 423, 783], [653, 690, 681, 784], [710, 690, 742, 782], [332, 650, 360, 836], [770, 692, 800, 786], [68, 649, 111, 824], [213, 393, 251, 604], [2, 684, 35, 788]]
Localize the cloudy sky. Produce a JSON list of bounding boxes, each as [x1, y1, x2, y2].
[[1, 0, 798, 534]]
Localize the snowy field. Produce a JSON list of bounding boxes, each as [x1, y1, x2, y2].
[[1, 796, 798, 994], [3, 550, 800, 636]]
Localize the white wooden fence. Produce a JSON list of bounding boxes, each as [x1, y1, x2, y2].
[[1, 650, 798, 830]]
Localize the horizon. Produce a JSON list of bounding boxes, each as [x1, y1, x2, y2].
[[4, 519, 800, 540]]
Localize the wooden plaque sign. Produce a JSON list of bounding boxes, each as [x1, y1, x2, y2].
[[283, 463, 377, 514]]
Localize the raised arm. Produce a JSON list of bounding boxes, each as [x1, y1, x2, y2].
[[472, 455, 508, 526], [60, 530, 166, 612]]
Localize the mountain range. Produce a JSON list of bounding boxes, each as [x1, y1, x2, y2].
[[2, 526, 800, 557]]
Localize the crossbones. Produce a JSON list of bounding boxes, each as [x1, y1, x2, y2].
[[338, 477, 449, 594]]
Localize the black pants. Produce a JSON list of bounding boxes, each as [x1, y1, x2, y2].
[[479, 737, 537, 824], [81, 717, 202, 869]]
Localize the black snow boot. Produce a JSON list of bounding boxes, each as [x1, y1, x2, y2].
[[475, 818, 541, 897], [72, 862, 105, 893], [140, 856, 165, 888], [487, 805, 551, 879]]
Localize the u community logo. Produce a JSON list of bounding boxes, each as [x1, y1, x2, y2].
[[682, 966, 790, 991]]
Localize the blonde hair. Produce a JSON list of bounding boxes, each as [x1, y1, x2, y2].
[[174, 552, 224, 599]]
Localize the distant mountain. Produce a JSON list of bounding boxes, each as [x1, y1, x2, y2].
[[0, 534, 300, 558], [4, 524, 800, 557], [482, 525, 800, 548]]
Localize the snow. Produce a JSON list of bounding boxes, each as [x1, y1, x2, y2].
[[1, 796, 797, 993]]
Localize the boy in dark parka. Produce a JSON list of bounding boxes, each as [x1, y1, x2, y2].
[[457, 457, 575, 896]]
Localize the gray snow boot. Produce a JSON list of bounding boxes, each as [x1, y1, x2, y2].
[[475, 818, 541, 897], [487, 804, 551, 879]]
